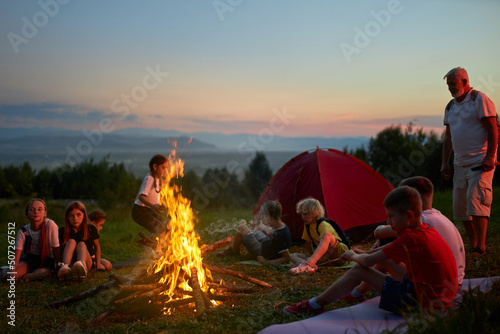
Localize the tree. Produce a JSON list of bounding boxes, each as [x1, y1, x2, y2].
[[367, 124, 445, 188], [242, 152, 273, 205]]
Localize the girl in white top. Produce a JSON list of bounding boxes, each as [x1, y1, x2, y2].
[[131, 154, 169, 235], [3, 198, 60, 281]]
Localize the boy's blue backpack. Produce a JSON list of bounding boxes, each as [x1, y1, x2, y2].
[[305, 218, 351, 249]]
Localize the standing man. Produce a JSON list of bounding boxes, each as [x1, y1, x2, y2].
[[441, 67, 497, 255]]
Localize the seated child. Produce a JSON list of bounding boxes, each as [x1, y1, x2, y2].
[[290, 198, 350, 274], [57, 201, 99, 281], [217, 201, 292, 264], [343, 176, 466, 303], [2, 198, 60, 281], [88, 209, 113, 271], [283, 186, 458, 317]]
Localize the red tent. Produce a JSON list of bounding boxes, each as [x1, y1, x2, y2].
[[253, 148, 394, 243]]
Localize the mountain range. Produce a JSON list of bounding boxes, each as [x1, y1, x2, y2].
[[0, 127, 369, 177]]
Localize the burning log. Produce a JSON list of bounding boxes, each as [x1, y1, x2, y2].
[[200, 236, 234, 257], [203, 263, 272, 288], [188, 267, 208, 319]]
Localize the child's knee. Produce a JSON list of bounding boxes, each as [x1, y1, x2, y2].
[[66, 238, 77, 246]]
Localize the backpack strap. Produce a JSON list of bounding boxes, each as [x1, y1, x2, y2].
[[305, 224, 317, 248]]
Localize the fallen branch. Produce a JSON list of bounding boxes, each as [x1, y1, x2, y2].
[[208, 282, 256, 293], [46, 280, 118, 309], [203, 263, 272, 288], [120, 283, 161, 292], [200, 236, 234, 257]]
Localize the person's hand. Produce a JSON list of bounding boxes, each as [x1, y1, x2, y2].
[[482, 156, 497, 172], [256, 256, 267, 264], [440, 162, 451, 180], [97, 263, 106, 271], [153, 204, 165, 213]]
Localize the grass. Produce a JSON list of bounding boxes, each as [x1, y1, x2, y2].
[[1, 190, 500, 333]]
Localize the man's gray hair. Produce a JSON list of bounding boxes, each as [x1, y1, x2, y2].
[[443, 67, 469, 80]]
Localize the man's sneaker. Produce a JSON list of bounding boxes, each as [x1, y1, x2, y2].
[[71, 260, 87, 281], [290, 262, 317, 274], [216, 247, 236, 257], [57, 264, 72, 281], [340, 293, 365, 303], [283, 300, 325, 317]]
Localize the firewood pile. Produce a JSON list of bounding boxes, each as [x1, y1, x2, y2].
[[47, 235, 273, 321]]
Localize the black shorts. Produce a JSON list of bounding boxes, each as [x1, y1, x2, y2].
[[20, 254, 55, 273], [131, 204, 168, 234], [379, 275, 417, 315]]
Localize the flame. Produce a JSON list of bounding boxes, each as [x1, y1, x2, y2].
[[147, 147, 210, 307]]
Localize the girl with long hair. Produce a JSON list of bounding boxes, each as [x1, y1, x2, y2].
[[2, 198, 60, 281], [57, 201, 98, 281]]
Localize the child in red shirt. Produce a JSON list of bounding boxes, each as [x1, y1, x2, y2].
[[284, 186, 458, 316]]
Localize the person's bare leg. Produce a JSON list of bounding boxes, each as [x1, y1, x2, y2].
[[315, 264, 386, 306], [462, 220, 476, 249], [76, 241, 92, 271], [230, 232, 243, 255], [62, 239, 77, 265], [290, 253, 307, 266], [23, 267, 51, 281], [472, 216, 488, 252], [354, 259, 406, 295]]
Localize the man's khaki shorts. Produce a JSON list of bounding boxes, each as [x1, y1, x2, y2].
[[453, 165, 494, 221]]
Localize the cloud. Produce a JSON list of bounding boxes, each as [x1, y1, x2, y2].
[[0, 102, 140, 126]]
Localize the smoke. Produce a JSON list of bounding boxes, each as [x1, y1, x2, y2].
[[199, 217, 253, 243]]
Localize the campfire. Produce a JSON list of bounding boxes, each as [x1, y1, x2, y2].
[[146, 146, 211, 315], [45, 146, 273, 320]]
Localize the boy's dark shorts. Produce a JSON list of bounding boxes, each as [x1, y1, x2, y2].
[[379, 275, 417, 315], [20, 254, 55, 273]]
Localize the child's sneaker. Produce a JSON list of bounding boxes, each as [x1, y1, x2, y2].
[[71, 260, 87, 281], [57, 264, 72, 281], [283, 300, 325, 317], [290, 262, 317, 274]]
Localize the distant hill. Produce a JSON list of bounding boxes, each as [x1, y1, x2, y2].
[[0, 127, 369, 152], [0, 127, 369, 177]]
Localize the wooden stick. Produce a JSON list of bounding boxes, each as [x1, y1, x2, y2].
[[162, 297, 195, 309], [208, 282, 256, 293], [46, 280, 118, 309], [203, 263, 272, 288], [113, 288, 159, 305], [120, 283, 162, 291], [200, 236, 234, 257], [188, 268, 207, 318]]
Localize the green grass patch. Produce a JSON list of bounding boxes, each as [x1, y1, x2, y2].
[[1, 189, 500, 333]]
